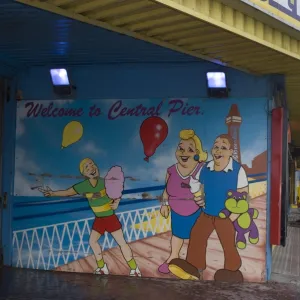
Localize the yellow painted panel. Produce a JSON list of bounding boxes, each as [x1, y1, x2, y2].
[[152, 0, 300, 59], [71, 0, 117, 14], [110, 8, 171, 26], [52, 0, 74, 6], [146, 20, 201, 36], [174, 31, 235, 46], [128, 14, 188, 31], [88, 1, 154, 20], [201, 41, 257, 54], [161, 25, 216, 41]]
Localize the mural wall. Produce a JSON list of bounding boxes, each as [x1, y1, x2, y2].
[[12, 98, 268, 282]]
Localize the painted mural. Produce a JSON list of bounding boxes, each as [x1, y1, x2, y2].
[[12, 98, 268, 282]]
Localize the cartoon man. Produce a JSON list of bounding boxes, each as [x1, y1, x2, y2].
[[38, 158, 141, 277], [168, 134, 249, 282]]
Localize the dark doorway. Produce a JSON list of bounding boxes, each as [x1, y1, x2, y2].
[[0, 78, 4, 266]]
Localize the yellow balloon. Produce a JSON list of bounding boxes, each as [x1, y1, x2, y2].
[[61, 121, 83, 149]]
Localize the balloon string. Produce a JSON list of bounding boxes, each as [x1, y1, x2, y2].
[[144, 157, 149, 162]]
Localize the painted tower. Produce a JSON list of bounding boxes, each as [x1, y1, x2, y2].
[[226, 104, 242, 163]]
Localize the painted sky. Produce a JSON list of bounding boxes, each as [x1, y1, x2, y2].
[[14, 98, 268, 197]]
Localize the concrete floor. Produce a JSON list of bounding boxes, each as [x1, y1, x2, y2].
[[0, 267, 299, 300], [2, 209, 300, 300], [271, 209, 300, 287]]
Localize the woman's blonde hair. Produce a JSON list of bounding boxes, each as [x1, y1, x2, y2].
[[179, 129, 208, 162]]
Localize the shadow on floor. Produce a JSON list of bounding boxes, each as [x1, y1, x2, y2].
[[0, 267, 299, 300]]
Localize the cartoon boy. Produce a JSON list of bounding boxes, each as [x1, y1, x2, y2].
[[39, 158, 141, 277], [168, 134, 249, 282]]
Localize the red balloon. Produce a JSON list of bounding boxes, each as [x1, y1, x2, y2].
[[140, 116, 168, 162]]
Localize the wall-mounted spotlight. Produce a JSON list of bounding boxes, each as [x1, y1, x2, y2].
[[206, 71, 229, 98], [50, 68, 73, 96]]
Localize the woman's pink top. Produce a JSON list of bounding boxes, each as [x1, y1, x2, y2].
[[166, 163, 203, 216]]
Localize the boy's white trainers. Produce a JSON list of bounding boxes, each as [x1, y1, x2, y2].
[[130, 266, 142, 277], [94, 263, 109, 275]]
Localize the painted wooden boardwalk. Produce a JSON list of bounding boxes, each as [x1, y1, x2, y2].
[[56, 195, 267, 282]]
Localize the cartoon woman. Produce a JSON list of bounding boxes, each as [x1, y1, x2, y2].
[[158, 129, 208, 274]]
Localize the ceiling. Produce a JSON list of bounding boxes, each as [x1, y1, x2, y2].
[[14, 0, 300, 147], [1, 0, 300, 145], [15, 0, 300, 74], [0, 0, 200, 71]]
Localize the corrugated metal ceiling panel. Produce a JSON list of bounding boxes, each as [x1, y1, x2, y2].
[[16, 0, 300, 75], [0, 0, 199, 70]]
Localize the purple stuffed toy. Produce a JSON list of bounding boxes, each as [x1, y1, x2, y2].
[[219, 190, 259, 250]]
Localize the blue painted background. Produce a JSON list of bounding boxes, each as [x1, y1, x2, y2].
[[17, 62, 269, 100]]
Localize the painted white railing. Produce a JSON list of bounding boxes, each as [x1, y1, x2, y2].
[[12, 205, 171, 270]]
